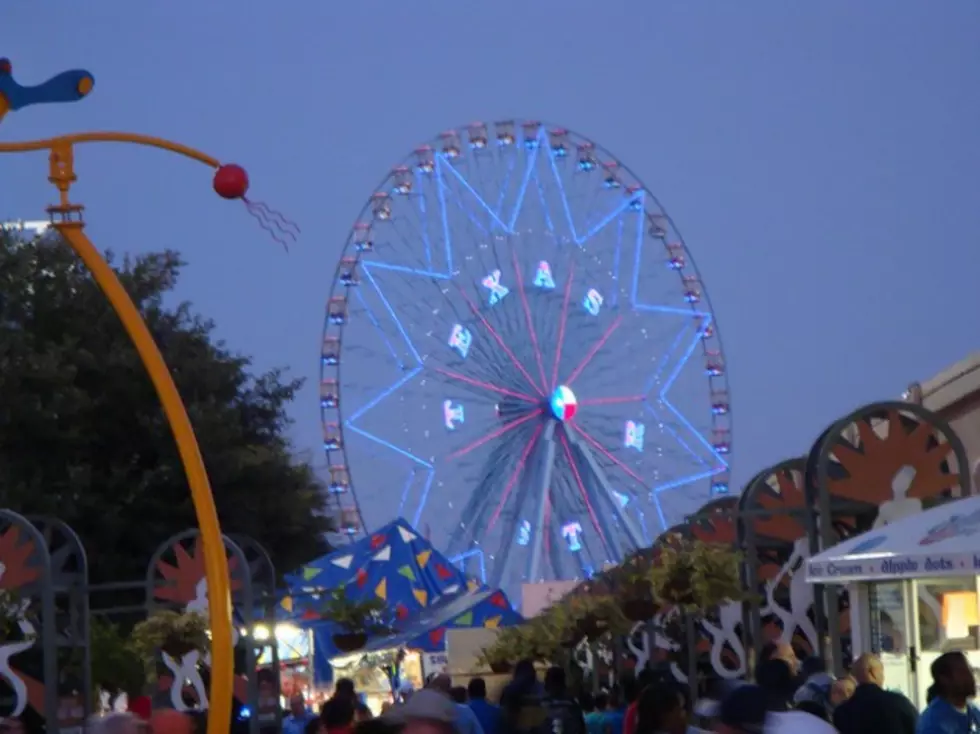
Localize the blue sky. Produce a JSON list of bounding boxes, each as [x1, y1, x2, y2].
[[3, 1, 979, 501]]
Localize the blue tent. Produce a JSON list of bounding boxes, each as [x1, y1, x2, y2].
[[280, 518, 473, 624], [279, 519, 522, 683]]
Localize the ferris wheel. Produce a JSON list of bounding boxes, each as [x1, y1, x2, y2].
[[319, 120, 732, 591]]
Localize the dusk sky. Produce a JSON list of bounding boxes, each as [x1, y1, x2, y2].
[[4, 2, 979, 508]]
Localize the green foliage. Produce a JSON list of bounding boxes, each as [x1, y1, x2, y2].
[[89, 617, 144, 696], [0, 232, 332, 592], [0, 589, 32, 642], [319, 586, 390, 635], [648, 540, 745, 612], [129, 610, 210, 676]]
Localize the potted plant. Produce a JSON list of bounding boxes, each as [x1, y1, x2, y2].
[[129, 610, 209, 680], [615, 554, 658, 622], [648, 540, 744, 612], [320, 587, 390, 653]]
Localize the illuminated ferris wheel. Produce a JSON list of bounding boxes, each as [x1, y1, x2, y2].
[[319, 120, 732, 590]]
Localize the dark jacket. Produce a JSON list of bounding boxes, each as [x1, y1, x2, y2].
[[832, 683, 918, 734], [541, 696, 586, 734]]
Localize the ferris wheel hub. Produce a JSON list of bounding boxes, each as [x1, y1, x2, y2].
[[549, 385, 578, 422]]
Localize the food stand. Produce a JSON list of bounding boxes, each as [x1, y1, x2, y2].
[[807, 494, 980, 707]]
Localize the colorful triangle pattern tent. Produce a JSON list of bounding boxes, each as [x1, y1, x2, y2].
[[279, 518, 521, 681]]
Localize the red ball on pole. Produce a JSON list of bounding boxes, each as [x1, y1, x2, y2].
[[213, 164, 249, 200]]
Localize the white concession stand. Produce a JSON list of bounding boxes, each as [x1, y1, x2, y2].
[[807, 494, 980, 707]]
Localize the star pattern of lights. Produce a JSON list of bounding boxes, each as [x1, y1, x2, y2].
[[320, 121, 732, 593]]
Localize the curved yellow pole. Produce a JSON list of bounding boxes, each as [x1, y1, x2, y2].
[[0, 131, 220, 167], [53, 221, 234, 731]]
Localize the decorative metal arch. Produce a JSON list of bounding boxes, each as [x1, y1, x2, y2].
[[0, 510, 57, 731], [230, 534, 281, 732], [27, 515, 91, 732], [146, 530, 259, 734], [807, 400, 973, 672], [736, 458, 822, 664]]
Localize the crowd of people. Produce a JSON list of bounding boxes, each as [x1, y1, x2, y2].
[[72, 640, 980, 734]]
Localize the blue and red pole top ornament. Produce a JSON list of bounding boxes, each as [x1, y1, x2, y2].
[[0, 57, 94, 122]]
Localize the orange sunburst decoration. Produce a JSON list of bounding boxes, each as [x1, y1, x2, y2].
[[0, 524, 40, 589], [823, 408, 963, 507], [688, 498, 738, 545], [154, 535, 243, 605]]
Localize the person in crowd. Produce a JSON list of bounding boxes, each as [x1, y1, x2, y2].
[[541, 665, 586, 734], [150, 710, 193, 734], [334, 679, 358, 704], [449, 686, 468, 705], [586, 692, 608, 734], [353, 719, 401, 734], [756, 658, 836, 733], [633, 682, 688, 734], [828, 675, 855, 711], [398, 681, 416, 704], [710, 684, 768, 734], [793, 657, 835, 719], [284, 693, 317, 734], [321, 697, 357, 734], [832, 653, 917, 734], [428, 673, 484, 734], [304, 717, 324, 734], [916, 650, 980, 734], [88, 712, 142, 734], [354, 702, 373, 723], [758, 642, 800, 679], [468, 677, 501, 734], [623, 669, 657, 734], [385, 689, 458, 734], [603, 687, 627, 734], [500, 659, 547, 733]]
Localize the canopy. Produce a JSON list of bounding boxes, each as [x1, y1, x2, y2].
[[280, 518, 475, 621], [329, 587, 522, 656], [807, 494, 980, 583]]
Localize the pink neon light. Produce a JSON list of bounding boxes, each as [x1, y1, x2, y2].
[[458, 287, 544, 396], [435, 368, 538, 403], [578, 395, 645, 406], [564, 315, 623, 386], [570, 422, 648, 489], [487, 423, 544, 531], [550, 261, 575, 391], [512, 248, 549, 392], [445, 409, 543, 461], [559, 431, 609, 551]]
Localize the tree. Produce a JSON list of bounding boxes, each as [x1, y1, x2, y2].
[[0, 231, 332, 591]]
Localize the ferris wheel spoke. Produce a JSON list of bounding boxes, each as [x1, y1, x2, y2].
[[579, 394, 646, 407], [558, 431, 611, 557], [568, 421, 648, 491], [526, 421, 558, 583], [434, 367, 538, 404], [549, 260, 576, 392], [445, 409, 543, 462], [564, 428, 646, 552], [487, 422, 544, 532], [511, 247, 549, 392], [456, 286, 545, 396], [564, 315, 623, 387]]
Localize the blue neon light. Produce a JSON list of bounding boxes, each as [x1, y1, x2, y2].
[[449, 549, 487, 583], [481, 269, 510, 306], [624, 420, 645, 451], [534, 261, 556, 289], [354, 288, 403, 370], [448, 323, 472, 358], [443, 399, 465, 430], [561, 521, 583, 552], [516, 520, 531, 546], [582, 288, 603, 316]]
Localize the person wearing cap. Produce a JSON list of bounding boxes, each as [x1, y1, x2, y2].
[[384, 688, 461, 734]]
